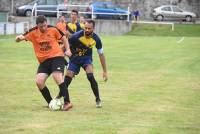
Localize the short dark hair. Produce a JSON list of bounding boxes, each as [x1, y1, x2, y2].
[[86, 20, 95, 28], [71, 9, 78, 15], [36, 15, 47, 24]]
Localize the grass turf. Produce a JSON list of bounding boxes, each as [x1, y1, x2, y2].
[[0, 34, 200, 134], [127, 24, 200, 37]]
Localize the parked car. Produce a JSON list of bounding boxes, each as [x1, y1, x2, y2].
[[86, 2, 131, 20], [16, 0, 65, 17], [151, 5, 196, 22]]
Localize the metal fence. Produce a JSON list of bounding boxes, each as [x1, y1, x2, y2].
[[0, 22, 29, 35], [31, 3, 131, 21]]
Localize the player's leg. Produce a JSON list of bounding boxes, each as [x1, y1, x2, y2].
[[36, 60, 52, 105], [64, 60, 80, 92], [51, 57, 72, 111], [64, 70, 75, 91], [36, 73, 52, 104], [85, 64, 102, 108], [56, 61, 77, 99]]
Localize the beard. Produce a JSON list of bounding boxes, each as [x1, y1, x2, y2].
[[85, 31, 93, 37]]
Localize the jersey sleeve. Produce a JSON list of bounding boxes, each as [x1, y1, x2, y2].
[[23, 26, 37, 42], [76, 22, 83, 32], [54, 28, 64, 40], [95, 35, 103, 50], [69, 32, 79, 45], [24, 31, 34, 42]]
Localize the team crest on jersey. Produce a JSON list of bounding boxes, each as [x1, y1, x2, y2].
[[39, 41, 52, 51]]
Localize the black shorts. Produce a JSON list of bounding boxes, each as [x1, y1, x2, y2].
[[37, 56, 65, 75]]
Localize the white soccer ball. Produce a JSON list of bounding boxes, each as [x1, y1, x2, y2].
[[49, 98, 62, 111]]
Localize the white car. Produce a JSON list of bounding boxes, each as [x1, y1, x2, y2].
[[152, 5, 196, 22]]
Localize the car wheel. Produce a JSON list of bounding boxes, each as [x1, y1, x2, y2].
[[119, 15, 124, 20], [185, 16, 192, 22], [157, 15, 164, 21], [25, 10, 32, 17]]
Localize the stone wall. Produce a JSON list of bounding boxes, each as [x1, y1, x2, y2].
[[0, 0, 199, 18], [3, 16, 132, 35]]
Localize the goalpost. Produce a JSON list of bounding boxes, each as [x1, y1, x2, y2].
[[136, 21, 174, 31]]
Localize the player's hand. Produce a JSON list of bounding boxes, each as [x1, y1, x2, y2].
[[66, 31, 72, 38], [65, 50, 72, 57], [15, 35, 24, 42], [103, 72, 108, 82]]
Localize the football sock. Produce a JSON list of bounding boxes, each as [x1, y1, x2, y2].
[[57, 76, 72, 98], [87, 73, 100, 101], [40, 86, 52, 104], [59, 82, 70, 103], [64, 75, 72, 87]]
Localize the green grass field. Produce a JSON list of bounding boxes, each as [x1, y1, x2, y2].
[[127, 24, 200, 37], [0, 25, 200, 134]]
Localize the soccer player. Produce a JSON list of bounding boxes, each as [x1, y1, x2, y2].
[[56, 15, 67, 50], [15, 15, 73, 111], [79, 15, 86, 29], [66, 9, 82, 38], [58, 20, 108, 108], [56, 15, 67, 35]]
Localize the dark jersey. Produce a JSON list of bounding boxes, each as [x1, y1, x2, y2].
[[67, 22, 82, 34], [69, 30, 102, 57]]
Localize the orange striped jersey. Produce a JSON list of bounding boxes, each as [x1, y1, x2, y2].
[[23, 25, 64, 63], [56, 21, 67, 35]]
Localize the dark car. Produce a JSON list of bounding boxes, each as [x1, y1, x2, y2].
[[16, 0, 65, 17], [86, 2, 131, 20]]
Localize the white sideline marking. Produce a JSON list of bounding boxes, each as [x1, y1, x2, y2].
[[0, 38, 14, 41], [177, 37, 185, 44]]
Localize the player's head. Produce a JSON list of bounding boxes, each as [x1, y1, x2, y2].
[[59, 15, 66, 23], [36, 15, 47, 33], [80, 16, 85, 24], [71, 9, 78, 22], [84, 20, 95, 37]]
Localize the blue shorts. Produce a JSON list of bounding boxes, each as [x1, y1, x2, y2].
[[68, 56, 92, 74]]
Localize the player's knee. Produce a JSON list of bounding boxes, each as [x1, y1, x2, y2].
[[52, 72, 63, 85], [36, 79, 45, 90]]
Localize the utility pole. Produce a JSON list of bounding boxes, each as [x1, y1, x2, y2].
[[11, 0, 14, 14]]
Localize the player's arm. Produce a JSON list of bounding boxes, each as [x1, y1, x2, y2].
[[66, 31, 72, 38], [61, 36, 72, 57], [98, 48, 108, 82], [15, 35, 25, 42], [96, 36, 108, 81]]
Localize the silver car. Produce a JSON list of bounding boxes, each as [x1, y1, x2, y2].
[[16, 0, 65, 17], [152, 5, 196, 22]]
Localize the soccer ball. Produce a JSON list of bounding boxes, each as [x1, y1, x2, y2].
[[49, 98, 62, 111]]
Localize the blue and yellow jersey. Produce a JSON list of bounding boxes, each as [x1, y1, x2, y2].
[[67, 21, 82, 34], [80, 22, 85, 29], [69, 30, 102, 57]]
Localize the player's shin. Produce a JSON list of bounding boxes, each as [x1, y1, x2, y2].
[[64, 75, 72, 86], [87, 73, 100, 102], [59, 82, 70, 103], [56, 76, 72, 98], [39, 86, 52, 104]]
